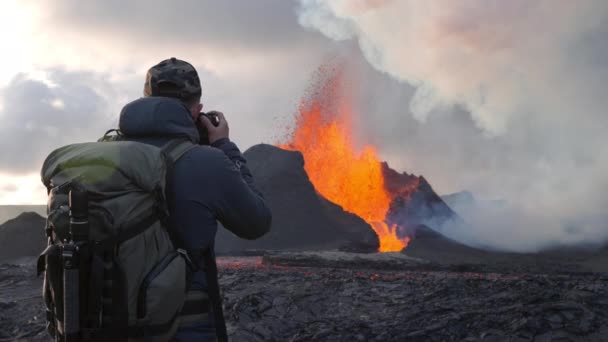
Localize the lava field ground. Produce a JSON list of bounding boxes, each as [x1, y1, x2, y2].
[[1, 254, 608, 342]]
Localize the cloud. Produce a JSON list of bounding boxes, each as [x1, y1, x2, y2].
[[2, 0, 353, 147], [298, 0, 608, 134], [15, 0, 335, 78], [0, 0, 355, 205], [0, 70, 115, 173], [1, 184, 18, 193], [298, 0, 608, 251], [0, 0, 348, 171], [0, 172, 48, 204], [41, 0, 312, 50]]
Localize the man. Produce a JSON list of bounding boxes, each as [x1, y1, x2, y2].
[[118, 57, 272, 341]]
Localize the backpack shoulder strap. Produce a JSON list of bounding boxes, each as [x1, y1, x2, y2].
[[161, 139, 197, 164], [159, 139, 196, 246]]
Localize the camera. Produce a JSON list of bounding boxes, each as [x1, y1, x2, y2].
[[199, 112, 220, 127], [196, 111, 221, 145]]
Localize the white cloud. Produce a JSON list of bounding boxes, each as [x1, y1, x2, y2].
[[298, 0, 608, 134], [0, 70, 127, 173], [50, 98, 65, 109], [298, 0, 608, 250], [0, 174, 47, 205], [0, 0, 41, 85], [0, 0, 342, 189]]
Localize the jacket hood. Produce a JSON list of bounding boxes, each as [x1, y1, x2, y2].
[[119, 97, 199, 143]]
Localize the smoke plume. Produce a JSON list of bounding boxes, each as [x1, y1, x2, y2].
[[297, 0, 608, 252]]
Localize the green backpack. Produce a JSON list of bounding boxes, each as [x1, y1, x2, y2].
[[38, 133, 197, 342]]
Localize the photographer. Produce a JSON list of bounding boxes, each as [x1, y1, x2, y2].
[[118, 57, 272, 341]]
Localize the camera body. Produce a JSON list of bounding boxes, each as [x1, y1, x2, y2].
[[199, 112, 220, 127], [197, 111, 221, 145]]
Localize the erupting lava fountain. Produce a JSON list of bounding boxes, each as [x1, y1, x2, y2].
[[279, 66, 410, 252]]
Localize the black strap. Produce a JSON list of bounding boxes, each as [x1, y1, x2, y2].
[[127, 308, 181, 338], [86, 252, 104, 330], [101, 251, 113, 335], [112, 257, 128, 342], [98, 129, 123, 142], [202, 248, 228, 342], [103, 129, 122, 137], [180, 297, 210, 316], [160, 139, 195, 249]]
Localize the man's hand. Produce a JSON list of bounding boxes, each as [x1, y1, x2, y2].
[[199, 111, 229, 144]]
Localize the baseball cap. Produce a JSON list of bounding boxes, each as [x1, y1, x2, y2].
[[143, 57, 202, 101]]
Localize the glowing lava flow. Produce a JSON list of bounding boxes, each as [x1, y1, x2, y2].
[[280, 85, 409, 252]]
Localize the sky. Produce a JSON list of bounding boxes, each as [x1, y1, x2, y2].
[[1, 0, 607, 251]]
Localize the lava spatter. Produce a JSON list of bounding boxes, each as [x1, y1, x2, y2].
[[279, 66, 409, 252]]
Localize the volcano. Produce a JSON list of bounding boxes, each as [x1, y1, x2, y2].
[[215, 144, 379, 254], [277, 65, 459, 252], [214, 143, 459, 255]]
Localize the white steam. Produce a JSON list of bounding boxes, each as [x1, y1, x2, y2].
[[298, 0, 608, 251]]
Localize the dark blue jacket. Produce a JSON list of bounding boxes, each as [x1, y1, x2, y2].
[[118, 96, 271, 290]]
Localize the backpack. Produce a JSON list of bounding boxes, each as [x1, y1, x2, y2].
[[38, 132, 198, 342]]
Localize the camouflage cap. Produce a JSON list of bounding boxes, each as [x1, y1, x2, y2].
[[143, 57, 202, 101]]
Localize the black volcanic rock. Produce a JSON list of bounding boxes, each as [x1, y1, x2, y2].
[[316, 196, 379, 252], [381, 163, 459, 237], [214, 144, 379, 254], [402, 224, 488, 265], [0, 212, 46, 263], [4, 256, 608, 342]]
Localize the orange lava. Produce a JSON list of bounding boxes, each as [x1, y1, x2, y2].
[[280, 72, 409, 252], [371, 222, 411, 252]]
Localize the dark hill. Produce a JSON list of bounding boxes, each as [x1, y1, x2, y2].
[[214, 144, 379, 254], [0, 212, 46, 263], [0, 205, 46, 224]]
